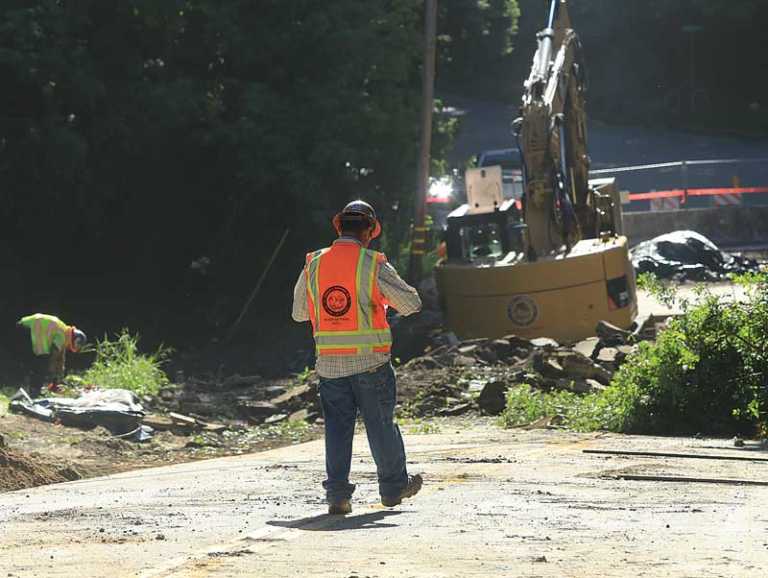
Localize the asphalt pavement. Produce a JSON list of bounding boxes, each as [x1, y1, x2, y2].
[[2, 423, 768, 577]]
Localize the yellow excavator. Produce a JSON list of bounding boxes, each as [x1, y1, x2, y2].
[[435, 0, 637, 342]]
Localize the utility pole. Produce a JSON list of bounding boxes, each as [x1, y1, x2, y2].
[[408, 0, 438, 285]]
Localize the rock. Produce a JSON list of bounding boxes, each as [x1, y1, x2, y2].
[[458, 344, 480, 356], [596, 347, 620, 364], [532, 352, 566, 379], [437, 402, 473, 416], [452, 355, 476, 367], [169, 412, 198, 427], [502, 335, 533, 350], [159, 388, 177, 402], [585, 378, 607, 392], [142, 414, 175, 431], [403, 356, 442, 370], [530, 337, 559, 349], [573, 337, 600, 359], [262, 385, 288, 398], [615, 345, 636, 366], [238, 400, 280, 423], [264, 413, 288, 425], [475, 346, 499, 364], [270, 384, 315, 411], [477, 381, 509, 415], [288, 409, 311, 422], [488, 339, 512, 358], [547, 379, 599, 394], [467, 379, 488, 394], [596, 320, 632, 344], [459, 338, 489, 348], [558, 351, 613, 385]]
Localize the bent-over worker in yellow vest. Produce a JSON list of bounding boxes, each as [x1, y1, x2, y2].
[[292, 200, 423, 515], [17, 314, 87, 397]]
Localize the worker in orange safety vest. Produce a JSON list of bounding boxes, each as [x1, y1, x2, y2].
[[17, 313, 87, 397], [292, 200, 423, 515]]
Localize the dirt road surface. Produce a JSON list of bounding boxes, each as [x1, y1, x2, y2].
[[2, 423, 767, 577]]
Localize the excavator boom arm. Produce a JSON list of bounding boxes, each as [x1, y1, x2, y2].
[[517, 0, 591, 258]]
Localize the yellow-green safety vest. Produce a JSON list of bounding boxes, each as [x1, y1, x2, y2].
[[19, 314, 71, 356]]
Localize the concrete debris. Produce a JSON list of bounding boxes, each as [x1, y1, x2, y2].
[[476, 381, 510, 415], [573, 337, 600, 359], [595, 320, 633, 345], [396, 322, 661, 417], [238, 401, 281, 423], [264, 413, 288, 425], [530, 337, 559, 349]]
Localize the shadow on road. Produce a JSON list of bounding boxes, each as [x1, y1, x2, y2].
[[267, 509, 404, 531]]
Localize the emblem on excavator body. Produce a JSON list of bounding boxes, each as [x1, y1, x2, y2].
[[507, 295, 539, 327], [322, 285, 352, 317]]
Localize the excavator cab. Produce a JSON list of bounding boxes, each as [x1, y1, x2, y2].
[[443, 165, 527, 264]]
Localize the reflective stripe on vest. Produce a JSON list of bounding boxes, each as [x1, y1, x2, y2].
[[306, 244, 391, 356]]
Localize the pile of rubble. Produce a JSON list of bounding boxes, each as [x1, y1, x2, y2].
[[147, 318, 667, 426], [144, 375, 321, 431], [396, 319, 661, 418]]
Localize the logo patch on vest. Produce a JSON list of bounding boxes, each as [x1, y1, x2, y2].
[[322, 285, 352, 317]]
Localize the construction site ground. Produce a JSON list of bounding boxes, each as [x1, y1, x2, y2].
[[0, 282, 751, 488], [2, 421, 768, 577]]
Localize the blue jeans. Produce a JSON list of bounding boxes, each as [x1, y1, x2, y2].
[[319, 362, 409, 503]]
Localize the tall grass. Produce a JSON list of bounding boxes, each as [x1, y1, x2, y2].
[[81, 330, 171, 397]]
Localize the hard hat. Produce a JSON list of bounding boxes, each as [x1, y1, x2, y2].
[[70, 328, 87, 352], [332, 200, 382, 239]]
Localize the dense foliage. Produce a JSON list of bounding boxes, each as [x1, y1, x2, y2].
[[507, 0, 768, 131], [0, 1, 519, 350], [608, 274, 768, 436]]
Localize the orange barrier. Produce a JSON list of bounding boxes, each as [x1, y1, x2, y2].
[[628, 187, 768, 202]]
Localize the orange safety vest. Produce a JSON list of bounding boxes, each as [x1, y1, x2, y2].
[[305, 241, 392, 356]]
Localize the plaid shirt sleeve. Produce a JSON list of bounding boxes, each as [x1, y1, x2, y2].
[[378, 261, 422, 316], [292, 267, 310, 322]]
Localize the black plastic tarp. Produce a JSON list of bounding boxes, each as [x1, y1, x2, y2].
[[10, 388, 152, 441], [631, 230, 761, 281]]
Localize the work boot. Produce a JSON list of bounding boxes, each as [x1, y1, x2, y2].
[[381, 474, 423, 507], [328, 499, 352, 515]]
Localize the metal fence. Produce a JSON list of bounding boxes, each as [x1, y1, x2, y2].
[[589, 158, 768, 212]]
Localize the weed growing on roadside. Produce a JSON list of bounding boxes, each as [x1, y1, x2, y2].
[[498, 384, 622, 432], [0, 386, 16, 415], [265, 419, 311, 442], [400, 417, 441, 435], [79, 329, 172, 397], [295, 366, 313, 385]]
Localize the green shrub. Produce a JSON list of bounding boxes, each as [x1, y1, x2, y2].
[[80, 330, 172, 397], [607, 273, 768, 436], [500, 273, 768, 437], [498, 384, 621, 432]]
